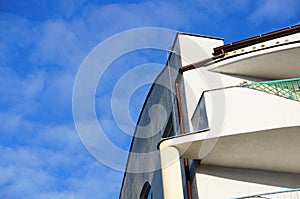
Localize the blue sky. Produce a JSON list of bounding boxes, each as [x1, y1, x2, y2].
[[0, 0, 300, 198]]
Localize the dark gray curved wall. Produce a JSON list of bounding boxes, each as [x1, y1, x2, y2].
[[119, 37, 183, 199]]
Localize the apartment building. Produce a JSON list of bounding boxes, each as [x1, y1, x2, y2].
[[120, 24, 300, 199]]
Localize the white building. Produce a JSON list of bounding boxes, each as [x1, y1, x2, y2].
[[120, 24, 300, 199]]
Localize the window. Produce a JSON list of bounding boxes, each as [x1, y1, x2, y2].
[[191, 94, 208, 132], [162, 114, 175, 138], [140, 181, 152, 199]]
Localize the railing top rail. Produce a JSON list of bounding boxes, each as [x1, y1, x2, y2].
[[233, 188, 300, 199], [200, 77, 300, 102], [243, 77, 300, 86]]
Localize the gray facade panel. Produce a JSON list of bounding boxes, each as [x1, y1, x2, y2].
[[120, 37, 183, 199]]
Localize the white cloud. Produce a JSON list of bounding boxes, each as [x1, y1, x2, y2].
[[0, 67, 45, 116], [2, 1, 300, 199], [0, 13, 39, 67], [81, 2, 187, 38], [21, 72, 45, 100], [0, 123, 123, 199], [0, 147, 56, 198], [27, 1, 194, 71], [30, 19, 86, 70], [0, 112, 33, 134], [0, 2, 190, 199]]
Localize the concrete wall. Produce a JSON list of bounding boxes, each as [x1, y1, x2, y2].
[[204, 87, 300, 137], [195, 164, 300, 199], [183, 69, 259, 133], [178, 34, 223, 66], [120, 30, 300, 199], [120, 36, 182, 199]]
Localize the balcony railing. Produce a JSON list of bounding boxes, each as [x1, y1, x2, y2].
[[242, 78, 300, 102], [234, 188, 300, 199]]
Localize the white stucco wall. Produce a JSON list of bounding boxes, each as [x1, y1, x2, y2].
[[195, 165, 300, 199], [204, 87, 300, 137], [183, 69, 253, 132], [209, 33, 300, 79], [196, 173, 286, 199], [178, 34, 223, 66]]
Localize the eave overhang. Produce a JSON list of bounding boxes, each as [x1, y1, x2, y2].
[[158, 125, 300, 174]]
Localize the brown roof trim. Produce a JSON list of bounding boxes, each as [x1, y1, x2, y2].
[[213, 24, 300, 55], [180, 49, 225, 72], [178, 32, 224, 41]]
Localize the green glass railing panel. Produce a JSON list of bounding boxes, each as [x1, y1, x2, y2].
[[242, 78, 300, 102]]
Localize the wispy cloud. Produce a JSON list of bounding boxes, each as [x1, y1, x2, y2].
[[1, 1, 300, 198], [30, 19, 86, 70], [249, 0, 300, 25], [0, 144, 123, 199]]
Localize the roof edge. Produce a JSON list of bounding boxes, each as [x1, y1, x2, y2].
[[214, 24, 300, 55], [177, 32, 224, 41]]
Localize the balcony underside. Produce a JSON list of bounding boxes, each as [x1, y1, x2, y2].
[[164, 125, 300, 174], [161, 86, 300, 174], [211, 44, 300, 79]]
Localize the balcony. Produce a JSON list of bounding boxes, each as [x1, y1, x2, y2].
[[160, 79, 300, 173], [242, 78, 300, 102], [235, 188, 300, 199], [210, 36, 300, 79]]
